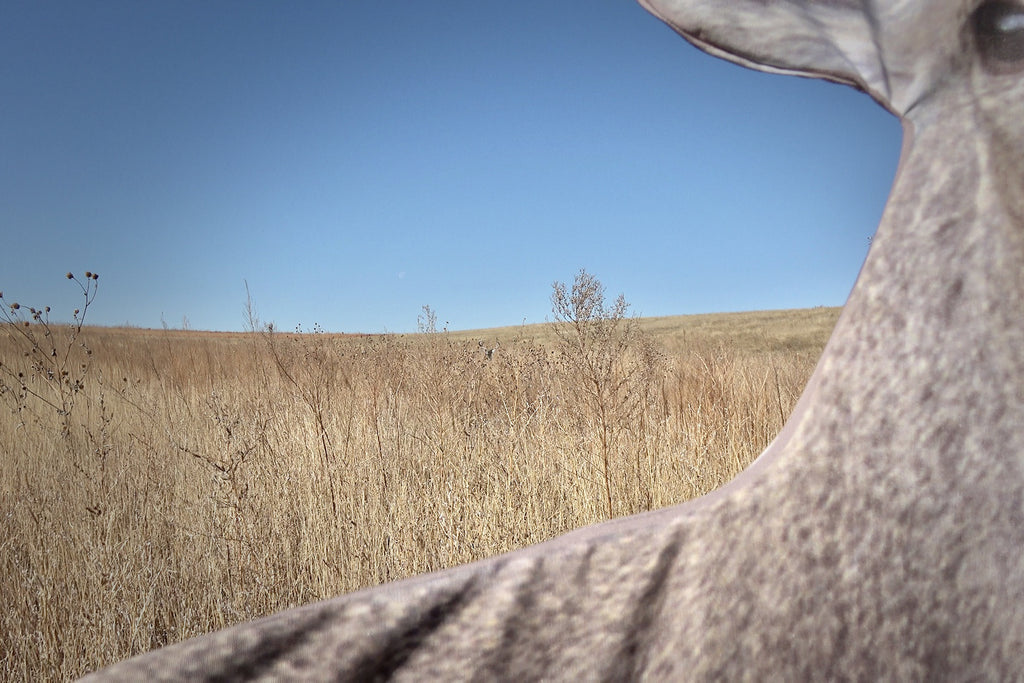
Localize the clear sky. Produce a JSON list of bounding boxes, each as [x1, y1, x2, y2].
[[1, 1, 902, 333]]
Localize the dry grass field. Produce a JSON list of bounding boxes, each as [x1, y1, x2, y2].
[[0, 276, 838, 680]]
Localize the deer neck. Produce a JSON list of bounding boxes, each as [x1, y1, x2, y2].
[[774, 101, 1024, 489]]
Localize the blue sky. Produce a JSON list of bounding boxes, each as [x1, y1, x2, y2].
[[1, 1, 901, 333]]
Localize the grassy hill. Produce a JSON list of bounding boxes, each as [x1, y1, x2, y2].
[[1, 306, 838, 679], [449, 306, 841, 356]]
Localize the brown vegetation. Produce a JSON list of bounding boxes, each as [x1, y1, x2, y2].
[[0, 275, 837, 679]]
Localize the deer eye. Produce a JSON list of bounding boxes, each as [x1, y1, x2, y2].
[[973, 1, 1024, 70]]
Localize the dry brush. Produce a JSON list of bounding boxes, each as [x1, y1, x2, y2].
[[0, 277, 824, 679]]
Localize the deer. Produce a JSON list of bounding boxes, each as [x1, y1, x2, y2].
[[83, 0, 1024, 679]]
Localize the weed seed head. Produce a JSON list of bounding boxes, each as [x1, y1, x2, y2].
[[66, 272, 73, 279], [10, 302, 19, 310]]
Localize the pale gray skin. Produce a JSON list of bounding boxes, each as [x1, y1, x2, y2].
[[83, 0, 1024, 679]]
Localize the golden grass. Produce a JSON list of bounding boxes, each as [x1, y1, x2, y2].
[[0, 308, 837, 679]]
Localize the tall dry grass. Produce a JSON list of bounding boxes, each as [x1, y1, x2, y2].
[[0, 286, 829, 680]]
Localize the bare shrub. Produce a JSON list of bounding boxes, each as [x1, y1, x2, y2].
[[0, 271, 98, 440], [551, 269, 665, 517]]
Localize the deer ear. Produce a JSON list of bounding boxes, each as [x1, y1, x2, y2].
[[639, 0, 892, 107]]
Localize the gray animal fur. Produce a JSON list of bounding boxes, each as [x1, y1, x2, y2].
[[82, 0, 1024, 679]]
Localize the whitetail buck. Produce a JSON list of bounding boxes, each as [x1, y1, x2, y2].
[[84, 0, 1024, 679]]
